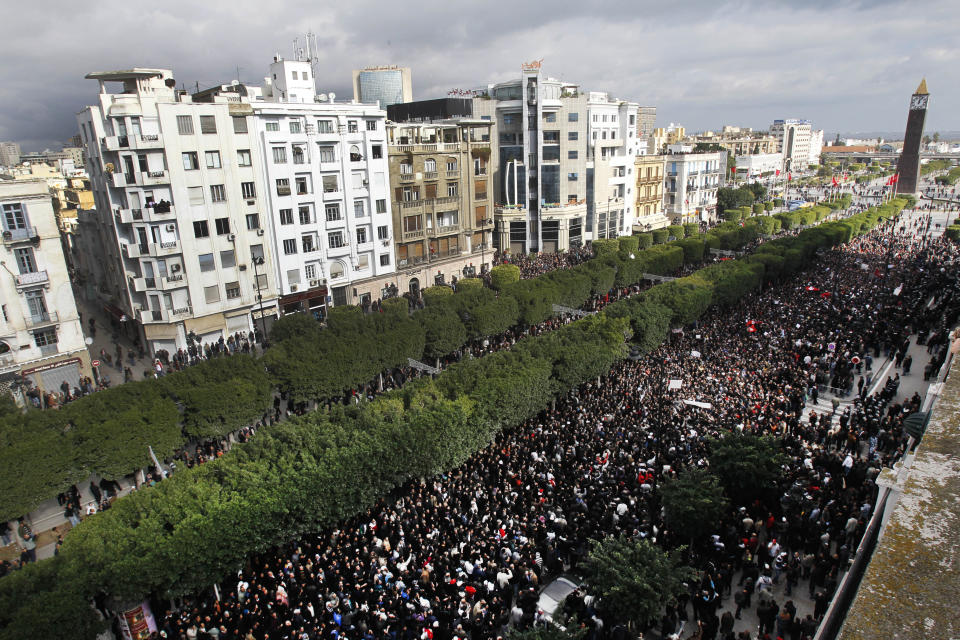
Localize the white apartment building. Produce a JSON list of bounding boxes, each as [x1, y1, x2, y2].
[[473, 65, 642, 254], [77, 68, 280, 355], [250, 57, 396, 313], [0, 179, 89, 399], [735, 152, 784, 178], [663, 151, 726, 224], [808, 129, 824, 167], [770, 119, 812, 173]]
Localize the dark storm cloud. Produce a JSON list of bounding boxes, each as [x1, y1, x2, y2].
[[2, 0, 956, 150]]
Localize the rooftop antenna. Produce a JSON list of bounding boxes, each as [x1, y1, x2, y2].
[[305, 31, 320, 92]]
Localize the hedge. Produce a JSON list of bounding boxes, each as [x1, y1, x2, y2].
[[592, 238, 619, 257], [489, 264, 521, 290], [752, 203, 764, 216], [421, 285, 453, 306], [618, 235, 640, 256], [667, 224, 686, 240], [683, 222, 700, 237], [637, 232, 654, 249], [723, 209, 743, 222], [0, 198, 910, 639], [652, 228, 669, 244], [456, 277, 483, 291]]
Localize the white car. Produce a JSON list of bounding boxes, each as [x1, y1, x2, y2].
[[537, 576, 580, 621]]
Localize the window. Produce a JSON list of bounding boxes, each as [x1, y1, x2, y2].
[[400, 162, 413, 175], [322, 175, 338, 192], [33, 328, 57, 348], [503, 114, 516, 125], [289, 120, 302, 134], [265, 121, 280, 132], [225, 281, 241, 299], [568, 131, 578, 141], [447, 183, 458, 197], [199, 116, 217, 134], [380, 254, 390, 266], [348, 120, 358, 133], [403, 216, 422, 233], [2, 203, 26, 231], [293, 145, 306, 164], [317, 120, 334, 134], [602, 115, 608, 123], [544, 112, 556, 123], [304, 263, 316, 280], [14, 247, 36, 274], [375, 199, 387, 214], [424, 158, 437, 172], [210, 185, 226, 202], [568, 172, 578, 181], [568, 150, 578, 159], [279, 209, 293, 225], [241, 182, 256, 199], [328, 231, 345, 248], [204, 285, 220, 303], [568, 112, 579, 122], [377, 225, 389, 240], [354, 200, 365, 217], [287, 269, 301, 285], [219, 249, 236, 268], [182, 152, 199, 170], [246, 213, 260, 230], [366, 120, 377, 131], [198, 253, 215, 272], [372, 145, 383, 159], [357, 254, 369, 270], [214, 217, 230, 235], [291, 71, 298, 80], [176, 115, 194, 135], [205, 150, 221, 169], [276, 178, 291, 196], [193, 220, 210, 238], [629, 114, 636, 126], [402, 187, 419, 202], [232, 116, 248, 134], [356, 227, 367, 244], [237, 149, 251, 166], [24, 290, 47, 320], [325, 203, 342, 222], [283, 239, 297, 255], [299, 205, 313, 225], [295, 175, 310, 195], [317, 146, 335, 163], [446, 160, 457, 172], [301, 235, 317, 253], [272, 146, 287, 163]]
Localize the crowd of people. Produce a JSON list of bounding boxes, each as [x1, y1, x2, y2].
[[152, 212, 959, 640], [497, 246, 595, 279]]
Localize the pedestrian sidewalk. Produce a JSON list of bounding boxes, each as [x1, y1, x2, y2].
[[72, 286, 154, 385]]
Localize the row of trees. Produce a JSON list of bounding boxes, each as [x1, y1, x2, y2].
[[0, 197, 909, 639]]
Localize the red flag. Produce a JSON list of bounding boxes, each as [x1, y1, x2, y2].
[[788, 173, 792, 182], [805, 286, 819, 292], [820, 291, 831, 298], [832, 176, 838, 187], [893, 173, 899, 183], [776, 169, 780, 177]]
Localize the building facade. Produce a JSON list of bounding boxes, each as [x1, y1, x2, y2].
[[386, 120, 494, 295], [473, 65, 642, 254], [0, 142, 21, 168], [250, 57, 397, 314], [0, 179, 89, 400], [735, 152, 784, 178], [77, 68, 281, 355], [662, 151, 726, 224], [633, 154, 669, 230], [352, 66, 413, 110], [770, 119, 812, 173], [637, 106, 657, 154], [808, 129, 824, 167]]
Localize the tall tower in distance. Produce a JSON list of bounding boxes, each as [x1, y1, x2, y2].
[[896, 79, 929, 194]]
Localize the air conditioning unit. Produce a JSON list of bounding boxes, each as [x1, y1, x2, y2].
[[382, 240, 390, 247], [246, 199, 255, 205], [362, 179, 369, 186], [165, 224, 176, 232], [256, 229, 265, 236], [171, 263, 181, 273], [309, 279, 320, 287], [290, 284, 298, 292], [228, 233, 236, 241]]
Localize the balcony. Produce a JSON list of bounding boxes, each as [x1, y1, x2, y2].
[[472, 242, 491, 253], [129, 277, 147, 292], [474, 168, 488, 176], [147, 240, 180, 257], [116, 208, 143, 224], [2, 226, 39, 245], [393, 142, 463, 154], [400, 200, 424, 212], [102, 135, 130, 151], [142, 170, 169, 186], [160, 274, 185, 290], [15, 270, 49, 288], [402, 228, 425, 240], [475, 192, 488, 201], [398, 255, 429, 268], [171, 305, 193, 317], [144, 202, 174, 219], [121, 243, 143, 259], [137, 308, 165, 323], [446, 170, 459, 179], [136, 133, 163, 148], [435, 224, 460, 235], [39, 344, 58, 357], [399, 173, 416, 183], [422, 171, 438, 181], [25, 311, 59, 329], [109, 172, 127, 188]]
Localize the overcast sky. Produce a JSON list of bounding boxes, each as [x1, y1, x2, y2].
[[2, 0, 956, 151]]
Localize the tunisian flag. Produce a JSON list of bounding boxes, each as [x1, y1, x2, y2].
[[788, 173, 792, 182]]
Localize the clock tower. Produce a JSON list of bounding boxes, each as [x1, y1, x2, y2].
[[895, 78, 929, 194]]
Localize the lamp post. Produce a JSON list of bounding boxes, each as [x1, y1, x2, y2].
[[252, 256, 268, 347]]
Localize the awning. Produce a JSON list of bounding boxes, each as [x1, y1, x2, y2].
[[144, 323, 180, 340], [185, 313, 225, 335]]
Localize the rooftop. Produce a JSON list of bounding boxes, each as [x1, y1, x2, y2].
[[85, 69, 171, 81]]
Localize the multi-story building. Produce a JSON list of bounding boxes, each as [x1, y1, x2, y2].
[[662, 151, 726, 224], [690, 127, 780, 156], [633, 154, 669, 231], [0, 179, 89, 399], [735, 153, 784, 179], [248, 57, 397, 313], [652, 124, 685, 155], [386, 120, 494, 296], [473, 64, 642, 254], [637, 106, 657, 154], [76, 68, 281, 355], [352, 66, 412, 110], [0, 142, 21, 168], [808, 129, 824, 167], [770, 119, 812, 173]]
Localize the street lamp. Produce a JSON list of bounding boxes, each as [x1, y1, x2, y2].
[[252, 256, 268, 347]]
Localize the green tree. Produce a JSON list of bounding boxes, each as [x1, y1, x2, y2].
[[708, 433, 786, 504], [507, 625, 586, 640], [716, 186, 754, 212], [745, 182, 768, 202], [660, 467, 729, 542], [419, 306, 467, 363], [490, 264, 521, 290], [583, 537, 695, 630]]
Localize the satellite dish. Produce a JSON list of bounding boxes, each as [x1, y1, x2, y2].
[[317, 93, 328, 102], [328, 92, 336, 102], [85, 337, 94, 345], [231, 79, 240, 86]]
